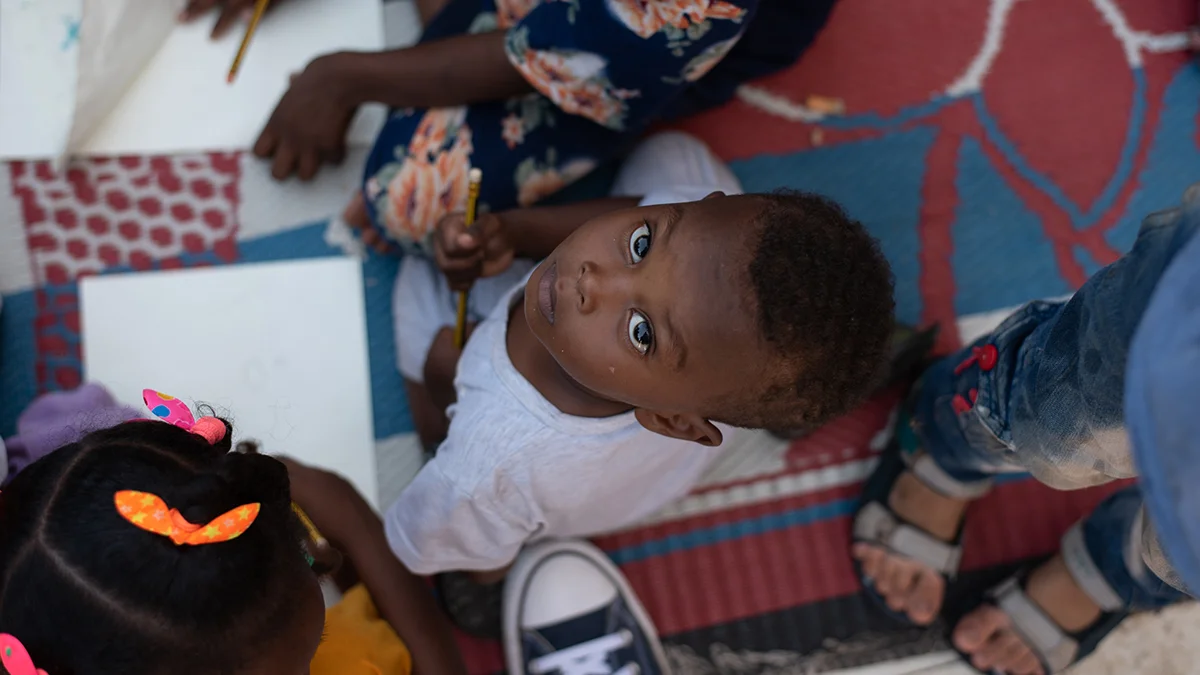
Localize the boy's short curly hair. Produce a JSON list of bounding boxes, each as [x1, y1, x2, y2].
[[713, 191, 895, 432]]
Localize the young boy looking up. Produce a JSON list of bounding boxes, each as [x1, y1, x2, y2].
[[387, 133, 895, 575]]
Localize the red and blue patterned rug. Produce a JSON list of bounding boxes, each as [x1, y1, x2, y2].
[[1, 0, 1198, 671]]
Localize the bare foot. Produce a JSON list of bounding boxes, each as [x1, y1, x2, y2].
[[953, 555, 1103, 674], [852, 471, 970, 624], [342, 191, 393, 254]]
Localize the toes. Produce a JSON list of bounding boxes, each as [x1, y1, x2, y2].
[[853, 544, 884, 583], [884, 563, 919, 611], [904, 569, 945, 625], [1010, 650, 1045, 675], [954, 605, 1011, 652], [854, 544, 947, 622], [972, 631, 1023, 671], [874, 555, 898, 596]]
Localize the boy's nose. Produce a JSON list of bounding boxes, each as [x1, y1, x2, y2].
[[577, 261, 630, 315]]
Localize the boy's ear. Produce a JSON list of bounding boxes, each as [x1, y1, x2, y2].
[[634, 409, 723, 447]]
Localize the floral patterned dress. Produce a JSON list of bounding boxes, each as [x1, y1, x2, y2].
[[360, 0, 831, 255]]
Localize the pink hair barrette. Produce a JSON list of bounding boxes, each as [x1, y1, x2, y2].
[[142, 390, 226, 445], [0, 634, 48, 675]]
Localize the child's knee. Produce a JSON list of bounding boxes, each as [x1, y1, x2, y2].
[[613, 131, 740, 198], [393, 256, 455, 383]]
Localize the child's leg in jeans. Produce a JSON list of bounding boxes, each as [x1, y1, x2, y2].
[[857, 187, 1200, 668]]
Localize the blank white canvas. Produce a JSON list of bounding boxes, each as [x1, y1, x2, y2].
[[80, 258, 379, 509], [76, 0, 386, 156]]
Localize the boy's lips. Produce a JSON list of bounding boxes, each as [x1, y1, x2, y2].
[[538, 262, 557, 324]]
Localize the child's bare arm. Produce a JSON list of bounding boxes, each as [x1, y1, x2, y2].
[[332, 32, 531, 109], [256, 31, 527, 180], [281, 458, 468, 675]]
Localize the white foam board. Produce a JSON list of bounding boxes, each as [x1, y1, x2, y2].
[[80, 258, 379, 509]]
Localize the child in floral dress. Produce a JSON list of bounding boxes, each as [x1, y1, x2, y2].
[[247, 0, 838, 255]]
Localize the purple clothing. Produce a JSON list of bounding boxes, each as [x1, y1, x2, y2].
[[4, 383, 140, 481]]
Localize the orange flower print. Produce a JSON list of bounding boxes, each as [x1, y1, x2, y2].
[[495, 0, 541, 28], [605, 0, 666, 37], [556, 81, 624, 129], [376, 107, 475, 245], [435, 133, 473, 215], [408, 108, 465, 161], [502, 113, 526, 149], [518, 48, 590, 97], [605, 0, 746, 39], [385, 156, 440, 242], [517, 157, 597, 207], [509, 37, 638, 129], [700, 0, 745, 20]]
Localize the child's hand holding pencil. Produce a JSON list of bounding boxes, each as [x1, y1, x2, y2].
[[432, 172, 519, 304], [433, 211, 515, 292], [452, 169, 484, 348]]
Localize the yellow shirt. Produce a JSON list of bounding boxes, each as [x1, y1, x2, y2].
[[310, 584, 412, 675]]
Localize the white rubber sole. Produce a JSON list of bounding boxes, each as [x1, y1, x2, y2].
[[502, 538, 671, 675]]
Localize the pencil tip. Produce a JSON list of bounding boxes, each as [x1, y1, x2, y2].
[[226, 73, 236, 84]]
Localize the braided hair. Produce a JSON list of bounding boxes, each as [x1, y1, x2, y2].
[[0, 418, 316, 674]]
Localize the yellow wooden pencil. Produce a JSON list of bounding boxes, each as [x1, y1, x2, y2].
[[226, 0, 271, 84], [291, 502, 327, 548], [453, 168, 483, 349]]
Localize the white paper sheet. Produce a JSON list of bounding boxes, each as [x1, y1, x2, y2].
[[75, 0, 386, 156], [0, 0, 387, 159], [80, 258, 380, 509], [0, 0, 81, 160], [68, 0, 180, 155]]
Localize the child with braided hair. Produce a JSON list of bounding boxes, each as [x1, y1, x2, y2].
[[0, 391, 464, 675]]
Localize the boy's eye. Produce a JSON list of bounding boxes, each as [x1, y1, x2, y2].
[[629, 223, 651, 263], [627, 311, 653, 354]]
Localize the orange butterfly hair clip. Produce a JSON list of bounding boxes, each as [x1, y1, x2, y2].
[[114, 491, 260, 546]]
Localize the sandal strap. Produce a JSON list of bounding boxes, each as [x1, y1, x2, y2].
[[853, 501, 962, 575], [989, 577, 1079, 673], [907, 454, 993, 500], [1061, 523, 1125, 612]]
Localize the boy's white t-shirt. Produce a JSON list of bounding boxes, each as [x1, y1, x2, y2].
[[385, 132, 746, 574]]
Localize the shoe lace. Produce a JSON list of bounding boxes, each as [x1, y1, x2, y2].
[[528, 629, 639, 675]]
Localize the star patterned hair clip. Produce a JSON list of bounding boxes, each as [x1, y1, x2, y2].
[[114, 491, 260, 546]]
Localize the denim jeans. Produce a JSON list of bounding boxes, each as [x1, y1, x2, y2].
[[909, 189, 1200, 611]]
